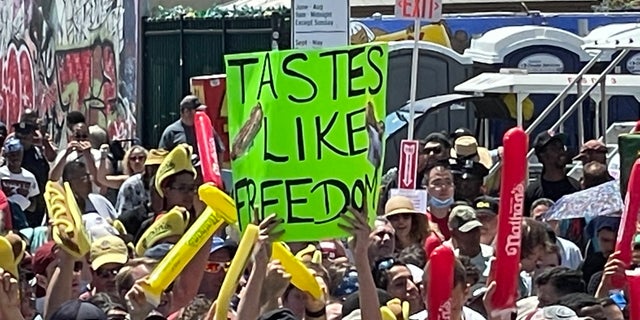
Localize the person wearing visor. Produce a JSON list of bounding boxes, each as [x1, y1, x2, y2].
[[198, 237, 237, 300]]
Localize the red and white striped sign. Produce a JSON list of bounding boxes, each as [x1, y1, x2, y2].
[[398, 139, 419, 189]]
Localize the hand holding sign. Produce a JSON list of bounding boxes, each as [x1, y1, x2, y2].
[[338, 193, 372, 255], [253, 211, 285, 263]]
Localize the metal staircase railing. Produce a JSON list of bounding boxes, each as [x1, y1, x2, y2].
[[488, 46, 634, 179]]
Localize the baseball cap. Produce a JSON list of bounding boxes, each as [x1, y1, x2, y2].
[[3, 137, 23, 153], [50, 299, 107, 320], [32, 241, 57, 275], [448, 205, 483, 232], [450, 127, 474, 140], [210, 237, 238, 255], [573, 140, 608, 161], [180, 95, 205, 111], [534, 130, 567, 154], [424, 132, 451, 149], [89, 235, 128, 270], [473, 196, 499, 215], [12, 121, 37, 134]]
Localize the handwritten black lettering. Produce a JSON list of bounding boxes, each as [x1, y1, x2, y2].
[[234, 177, 257, 229], [257, 52, 278, 100], [285, 178, 314, 224], [283, 53, 318, 103], [260, 179, 283, 219], [346, 107, 367, 156], [263, 117, 288, 163], [318, 49, 349, 100], [226, 57, 259, 104], [234, 174, 376, 227], [315, 112, 348, 158], [348, 46, 366, 97], [367, 45, 384, 94], [295, 117, 306, 161], [311, 178, 351, 217]]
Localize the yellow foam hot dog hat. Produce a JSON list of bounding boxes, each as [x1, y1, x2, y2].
[[44, 181, 90, 258], [135, 206, 190, 256], [154, 144, 196, 198], [0, 232, 26, 279]]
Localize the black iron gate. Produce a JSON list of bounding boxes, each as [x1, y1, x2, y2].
[[140, 14, 290, 147]]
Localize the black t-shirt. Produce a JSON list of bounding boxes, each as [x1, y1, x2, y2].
[[21, 146, 50, 226], [525, 176, 580, 215], [580, 251, 607, 286]]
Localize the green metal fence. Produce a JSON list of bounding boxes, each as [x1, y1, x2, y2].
[[141, 15, 291, 147]]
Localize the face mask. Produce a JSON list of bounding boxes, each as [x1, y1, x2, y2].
[[429, 196, 454, 208]]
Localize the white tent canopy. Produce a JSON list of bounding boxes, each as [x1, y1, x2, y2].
[[454, 72, 640, 99]]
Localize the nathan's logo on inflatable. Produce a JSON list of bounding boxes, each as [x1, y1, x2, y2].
[[505, 183, 524, 256], [438, 299, 452, 320], [188, 213, 219, 247]]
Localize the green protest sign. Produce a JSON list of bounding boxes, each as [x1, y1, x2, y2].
[[224, 43, 388, 242]]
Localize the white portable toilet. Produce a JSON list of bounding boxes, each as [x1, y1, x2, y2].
[[386, 40, 474, 115]]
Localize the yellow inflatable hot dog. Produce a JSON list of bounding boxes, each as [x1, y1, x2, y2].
[[272, 242, 322, 299], [140, 184, 239, 306], [44, 181, 90, 258], [213, 224, 260, 320]]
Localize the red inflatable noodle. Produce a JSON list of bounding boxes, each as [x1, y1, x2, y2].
[[424, 232, 442, 260], [427, 245, 454, 320], [626, 269, 640, 320], [612, 159, 640, 287], [194, 110, 223, 188], [490, 127, 528, 317]]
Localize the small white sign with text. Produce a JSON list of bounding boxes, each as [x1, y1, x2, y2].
[[390, 188, 428, 212], [292, 0, 350, 49]]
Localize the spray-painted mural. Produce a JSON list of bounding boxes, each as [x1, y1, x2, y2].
[[0, 0, 138, 145]]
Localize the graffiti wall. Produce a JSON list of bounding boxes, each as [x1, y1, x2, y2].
[[0, 0, 138, 145]]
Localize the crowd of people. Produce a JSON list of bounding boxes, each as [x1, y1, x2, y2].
[[0, 95, 636, 320]]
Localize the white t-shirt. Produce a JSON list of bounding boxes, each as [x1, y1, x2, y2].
[[54, 149, 102, 193], [0, 166, 40, 211]]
